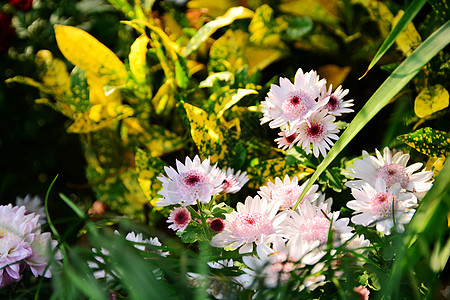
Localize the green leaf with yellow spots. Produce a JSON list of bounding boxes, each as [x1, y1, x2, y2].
[[397, 127, 450, 158], [246, 158, 314, 189], [135, 148, 167, 209], [183, 6, 254, 57], [67, 103, 134, 133], [35, 50, 71, 100], [183, 102, 228, 162], [249, 4, 284, 47], [68, 67, 91, 114], [121, 118, 184, 156], [414, 85, 449, 118], [206, 86, 257, 118], [209, 29, 248, 73], [54, 25, 128, 87]]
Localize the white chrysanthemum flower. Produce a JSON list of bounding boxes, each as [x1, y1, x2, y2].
[[293, 109, 339, 158], [346, 147, 434, 199], [211, 196, 285, 253], [283, 200, 353, 248], [258, 175, 319, 210], [167, 207, 191, 232], [16, 195, 46, 225], [321, 84, 354, 116], [218, 168, 249, 194], [347, 178, 417, 235], [274, 129, 300, 150], [122, 231, 169, 257], [157, 155, 225, 206], [239, 236, 325, 291], [260, 68, 327, 129]]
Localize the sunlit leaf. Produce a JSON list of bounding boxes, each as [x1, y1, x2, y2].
[[129, 34, 151, 84], [213, 88, 258, 118], [183, 6, 254, 57], [249, 4, 284, 47], [35, 50, 71, 100], [414, 84, 449, 118], [186, 0, 240, 17], [135, 148, 166, 208], [54, 25, 128, 87], [245, 46, 285, 75], [247, 158, 314, 189], [199, 72, 234, 88], [397, 127, 449, 158]]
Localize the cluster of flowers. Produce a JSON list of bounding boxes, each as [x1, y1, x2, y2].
[[260, 68, 354, 157], [0, 196, 61, 288]]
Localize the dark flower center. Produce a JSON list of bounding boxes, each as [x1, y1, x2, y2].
[[209, 218, 225, 233], [175, 211, 189, 224], [285, 133, 297, 143], [326, 96, 339, 111], [185, 174, 200, 186]]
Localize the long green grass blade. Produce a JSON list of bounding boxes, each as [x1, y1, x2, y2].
[[360, 0, 427, 79], [293, 20, 450, 210]]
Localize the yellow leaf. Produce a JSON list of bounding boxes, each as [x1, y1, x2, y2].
[[186, 0, 240, 17], [414, 85, 449, 118], [129, 35, 151, 84], [88, 77, 122, 105], [35, 50, 71, 100], [54, 25, 128, 87], [215, 88, 258, 118], [425, 156, 446, 180], [317, 65, 351, 89], [393, 10, 422, 56]]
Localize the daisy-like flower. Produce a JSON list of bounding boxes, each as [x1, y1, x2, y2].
[[347, 178, 417, 235], [293, 109, 339, 158], [321, 84, 354, 116], [0, 204, 60, 288], [167, 207, 191, 232], [16, 195, 46, 225], [260, 68, 327, 129], [346, 147, 434, 199], [274, 129, 300, 150], [283, 199, 353, 248], [218, 168, 249, 194], [157, 155, 225, 206], [258, 175, 319, 210], [122, 231, 169, 257], [211, 196, 285, 253], [239, 236, 325, 291]]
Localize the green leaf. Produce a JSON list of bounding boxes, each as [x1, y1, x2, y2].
[[397, 127, 449, 157], [293, 21, 450, 209], [414, 84, 449, 118], [361, 0, 427, 78], [199, 72, 234, 88], [135, 148, 166, 207], [182, 6, 255, 57], [283, 16, 313, 40], [69, 66, 91, 114], [278, 0, 339, 26]]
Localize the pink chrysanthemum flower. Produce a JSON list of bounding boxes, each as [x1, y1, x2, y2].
[[274, 129, 301, 150], [211, 196, 285, 253], [293, 109, 339, 158], [283, 199, 353, 247], [260, 68, 327, 129], [258, 175, 319, 210], [354, 285, 370, 300], [157, 155, 225, 206], [321, 84, 354, 116], [347, 178, 417, 235], [0, 204, 60, 288], [218, 168, 249, 194], [209, 218, 225, 233], [167, 207, 191, 232], [16, 195, 46, 225], [346, 147, 434, 199]]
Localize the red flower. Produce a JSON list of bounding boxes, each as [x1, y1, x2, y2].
[[10, 0, 34, 12], [0, 13, 15, 53]]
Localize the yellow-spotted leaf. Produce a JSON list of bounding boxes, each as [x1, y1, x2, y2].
[[247, 158, 314, 189], [35, 50, 71, 100], [68, 66, 91, 114], [426, 156, 446, 179], [121, 118, 184, 156], [393, 10, 422, 56], [183, 102, 227, 162], [135, 148, 167, 208], [209, 29, 248, 73], [54, 25, 128, 87], [398, 127, 450, 158], [249, 4, 283, 47], [129, 34, 151, 84], [414, 85, 449, 118], [68, 103, 134, 133], [278, 0, 339, 26], [213, 88, 258, 118], [317, 65, 351, 89], [183, 6, 254, 57]]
